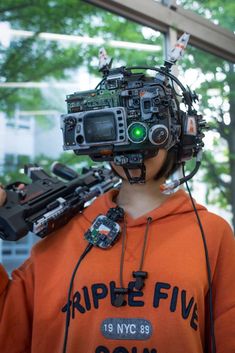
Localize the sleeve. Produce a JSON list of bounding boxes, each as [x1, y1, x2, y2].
[[0, 258, 34, 353], [212, 222, 235, 353]]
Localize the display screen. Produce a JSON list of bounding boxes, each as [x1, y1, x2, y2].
[[84, 112, 116, 143]]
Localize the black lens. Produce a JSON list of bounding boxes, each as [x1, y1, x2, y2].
[[149, 125, 169, 146], [84, 112, 116, 143], [144, 101, 151, 110]]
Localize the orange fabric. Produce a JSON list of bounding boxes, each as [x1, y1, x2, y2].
[[0, 265, 8, 296], [0, 189, 234, 353]]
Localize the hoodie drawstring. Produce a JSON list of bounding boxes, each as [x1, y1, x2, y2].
[[114, 216, 152, 307], [133, 216, 152, 290]]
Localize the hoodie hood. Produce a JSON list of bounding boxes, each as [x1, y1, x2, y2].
[[82, 188, 207, 227]]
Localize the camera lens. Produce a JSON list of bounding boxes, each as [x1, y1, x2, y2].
[[133, 98, 140, 106], [76, 135, 84, 144], [127, 122, 147, 143], [149, 125, 169, 146]]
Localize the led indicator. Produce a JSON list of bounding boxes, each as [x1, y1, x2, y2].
[[128, 123, 147, 143], [134, 128, 142, 136]]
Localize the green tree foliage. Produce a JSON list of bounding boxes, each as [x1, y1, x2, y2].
[[0, 152, 94, 186], [177, 0, 234, 31], [0, 0, 163, 113]]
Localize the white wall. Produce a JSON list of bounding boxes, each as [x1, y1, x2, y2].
[[34, 115, 63, 159], [0, 112, 35, 161]]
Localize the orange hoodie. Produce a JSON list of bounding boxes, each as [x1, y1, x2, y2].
[[0, 189, 234, 353]]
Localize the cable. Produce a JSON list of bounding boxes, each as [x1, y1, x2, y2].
[[160, 158, 201, 193], [170, 76, 182, 97], [114, 217, 128, 307], [183, 164, 216, 353], [126, 66, 186, 92], [62, 243, 93, 353], [95, 78, 105, 90], [132, 216, 152, 291]]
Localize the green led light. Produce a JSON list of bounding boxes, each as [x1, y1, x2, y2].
[[128, 123, 147, 143], [133, 128, 142, 137]]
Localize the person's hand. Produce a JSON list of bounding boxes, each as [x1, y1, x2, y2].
[[0, 185, 6, 206]]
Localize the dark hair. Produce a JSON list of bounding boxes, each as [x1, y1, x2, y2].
[[153, 147, 179, 180]]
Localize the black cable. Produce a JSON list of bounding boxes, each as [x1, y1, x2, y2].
[[179, 161, 201, 186], [62, 243, 93, 353], [183, 164, 216, 353], [170, 76, 182, 97], [126, 66, 189, 98], [95, 78, 105, 89], [119, 218, 127, 289], [127, 66, 186, 92]]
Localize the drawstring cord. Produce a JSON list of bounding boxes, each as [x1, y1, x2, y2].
[[133, 216, 152, 290], [114, 216, 152, 307]]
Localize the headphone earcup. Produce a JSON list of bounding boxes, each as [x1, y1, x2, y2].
[[178, 113, 201, 163]]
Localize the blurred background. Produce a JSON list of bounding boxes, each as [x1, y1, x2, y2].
[[0, 0, 234, 273]]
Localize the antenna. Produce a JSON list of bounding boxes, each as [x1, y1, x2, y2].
[[164, 32, 190, 71], [98, 47, 113, 76]]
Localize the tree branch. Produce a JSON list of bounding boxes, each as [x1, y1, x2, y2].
[[203, 153, 230, 191]]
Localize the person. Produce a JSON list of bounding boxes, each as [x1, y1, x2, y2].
[[0, 144, 234, 353], [0, 41, 235, 352]]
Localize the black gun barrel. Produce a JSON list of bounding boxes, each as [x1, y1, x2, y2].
[[51, 162, 79, 181]]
